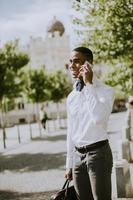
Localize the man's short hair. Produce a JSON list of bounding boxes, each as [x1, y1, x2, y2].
[[73, 47, 93, 63]]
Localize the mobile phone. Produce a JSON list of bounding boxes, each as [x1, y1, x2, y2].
[[84, 60, 93, 69], [78, 61, 93, 80]]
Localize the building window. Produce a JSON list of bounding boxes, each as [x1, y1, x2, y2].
[[18, 102, 25, 110]]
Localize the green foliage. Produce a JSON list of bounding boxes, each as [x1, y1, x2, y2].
[[49, 70, 72, 103], [0, 41, 29, 103], [105, 62, 133, 96], [72, 0, 133, 96], [25, 69, 72, 104], [25, 69, 51, 103], [72, 0, 133, 63], [6, 98, 16, 111]]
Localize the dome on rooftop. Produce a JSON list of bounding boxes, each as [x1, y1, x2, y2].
[[47, 16, 65, 36]]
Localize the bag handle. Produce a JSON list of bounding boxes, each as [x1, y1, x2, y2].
[[62, 179, 72, 199], [62, 179, 70, 189]]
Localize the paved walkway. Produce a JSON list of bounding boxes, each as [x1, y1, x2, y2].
[[0, 112, 133, 199]]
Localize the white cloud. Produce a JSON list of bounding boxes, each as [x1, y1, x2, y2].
[[0, 0, 72, 45]]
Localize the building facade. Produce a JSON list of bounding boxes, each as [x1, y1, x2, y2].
[[22, 17, 71, 71], [0, 17, 71, 127]]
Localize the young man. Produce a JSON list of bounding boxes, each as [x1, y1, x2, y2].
[[65, 47, 115, 200]]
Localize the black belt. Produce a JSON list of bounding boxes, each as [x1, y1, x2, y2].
[[75, 140, 108, 154]]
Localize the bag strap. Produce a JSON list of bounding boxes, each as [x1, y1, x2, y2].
[[64, 180, 71, 199], [62, 179, 69, 189]]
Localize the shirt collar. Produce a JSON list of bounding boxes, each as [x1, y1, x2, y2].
[[73, 73, 99, 90]]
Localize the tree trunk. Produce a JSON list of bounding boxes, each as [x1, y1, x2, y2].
[[36, 102, 42, 137], [29, 122, 33, 140], [27, 104, 33, 140], [17, 124, 21, 144], [0, 100, 6, 148], [56, 102, 61, 129]]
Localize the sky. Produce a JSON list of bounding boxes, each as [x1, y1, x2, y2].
[[0, 0, 72, 46]]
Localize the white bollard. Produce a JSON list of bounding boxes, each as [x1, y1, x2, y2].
[[121, 139, 131, 162], [130, 141, 133, 161], [114, 159, 133, 198], [118, 137, 131, 162], [131, 127, 133, 141], [131, 110, 133, 129]]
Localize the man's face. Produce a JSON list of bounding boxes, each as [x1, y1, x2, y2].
[[69, 51, 86, 79]]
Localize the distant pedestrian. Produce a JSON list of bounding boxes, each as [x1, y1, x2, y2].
[[39, 106, 48, 129]]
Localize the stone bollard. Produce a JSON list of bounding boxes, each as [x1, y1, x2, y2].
[[131, 109, 133, 140], [126, 98, 133, 140], [114, 159, 133, 198], [123, 109, 131, 140], [121, 139, 131, 162], [121, 99, 133, 162], [130, 141, 133, 161]]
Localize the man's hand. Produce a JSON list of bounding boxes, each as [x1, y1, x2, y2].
[[78, 61, 93, 85], [65, 168, 73, 180]]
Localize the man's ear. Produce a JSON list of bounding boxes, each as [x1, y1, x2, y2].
[[88, 59, 93, 64]]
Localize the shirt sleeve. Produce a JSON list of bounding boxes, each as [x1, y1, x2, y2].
[[66, 107, 75, 169], [84, 84, 115, 124]]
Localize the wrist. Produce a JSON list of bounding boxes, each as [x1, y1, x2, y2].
[[85, 81, 93, 86], [66, 168, 72, 171]]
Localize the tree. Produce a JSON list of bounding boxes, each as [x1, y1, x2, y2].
[[25, 69, 72, 131], [25, 68, 51, 136], [49, 70, 72, 103], [72, 0, 133, 96], [49, 70, 72, 124], [0, 41, 29, 148], [26, 68, 51, 104], [104, 62, 133, 97], [0, 41, 29, 103], [72, 0, 133, 62]]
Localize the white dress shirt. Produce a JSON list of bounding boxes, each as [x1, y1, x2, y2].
[[66, 76, 115, 169]]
